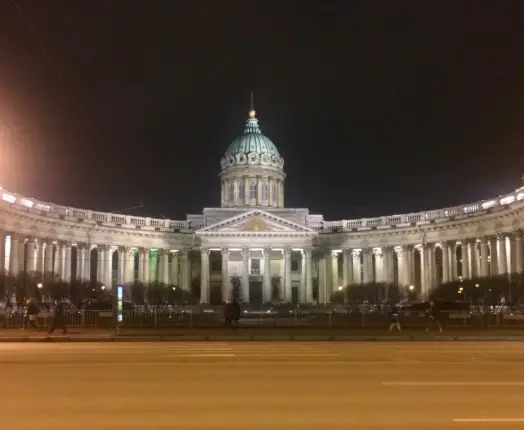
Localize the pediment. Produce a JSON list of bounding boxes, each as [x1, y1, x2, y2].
[[196, 210, 317, 235]]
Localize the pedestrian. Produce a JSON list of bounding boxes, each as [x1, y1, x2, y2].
[[22, 299, 40, 331], [425, 301, 442, 333], [388, 304, 402, 332], [224, 300, 233, 327], [48, 299, 68, 335]]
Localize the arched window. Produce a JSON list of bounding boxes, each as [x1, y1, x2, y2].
[[228, 183, 234, 202], [239, 184, 245, 201], [272, 184, 277, 202], [250, 183, 257, 199], [262, 183, 268, 201]]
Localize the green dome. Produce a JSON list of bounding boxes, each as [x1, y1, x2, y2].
[[224, 115, 280, 158]]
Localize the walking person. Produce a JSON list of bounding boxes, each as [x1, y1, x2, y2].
[[48, 299, 68, 335], [22, 299, 40, 331], [388, 304, 402, 332], [425, 301, 442, 333]]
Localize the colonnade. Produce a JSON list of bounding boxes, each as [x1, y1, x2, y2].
[[0, 232, 191, 289], [2, 229, 524, 303]]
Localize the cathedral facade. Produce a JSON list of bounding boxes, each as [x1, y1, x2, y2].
[[0, 109, 523, 304]]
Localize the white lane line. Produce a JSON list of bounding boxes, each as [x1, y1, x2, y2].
[[383, 382, 524, 386], [182, 354, 236, 357], [453, 418, 524, 423]]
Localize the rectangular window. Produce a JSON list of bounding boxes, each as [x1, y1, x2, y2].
[[251, 258, 261, 275], [272, 184, 277, 202], [211, 260, 221, 272], [291, 260, 299, 272], [262, 184, 268, 200], [250, 183, 257, 199]]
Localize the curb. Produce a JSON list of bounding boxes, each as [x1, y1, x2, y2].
[[2, 335, 524, 342]]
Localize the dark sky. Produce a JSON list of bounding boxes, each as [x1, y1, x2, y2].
[[1, 1, 524, 221]]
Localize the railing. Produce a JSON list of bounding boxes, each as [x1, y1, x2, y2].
[[2, 307, 523, 329], [1, 184, 523, 233]]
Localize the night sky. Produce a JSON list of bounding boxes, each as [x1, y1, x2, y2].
[[1, 1, 524, 222]]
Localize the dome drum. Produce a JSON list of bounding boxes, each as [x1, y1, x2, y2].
[[220, 111, 286, 208]]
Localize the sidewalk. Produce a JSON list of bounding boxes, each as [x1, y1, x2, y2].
[[2, 327, 524, 342]]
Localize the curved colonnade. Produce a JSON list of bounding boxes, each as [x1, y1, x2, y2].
[[1, 181, 524, 304]]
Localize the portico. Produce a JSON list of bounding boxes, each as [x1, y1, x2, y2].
[[196, 209, 317, 304]]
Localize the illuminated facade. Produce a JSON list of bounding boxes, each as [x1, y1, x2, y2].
[[1, 110, 523, 304]]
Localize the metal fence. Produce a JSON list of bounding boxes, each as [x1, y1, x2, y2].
[[2, 306, 524, 329]]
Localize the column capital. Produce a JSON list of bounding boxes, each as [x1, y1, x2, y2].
[[283, 247, 292, 257], [352, 249, 361, 258], [515, 229, 523, 240], [241, 247, 250, 257], [221, 247, 230, 257], [372, 247, 382, 257], [303, 247, 312, 258], [200, 247, 210, 256], [263, 247, 272, 255], [394, 246, 403, 256], [330, 250, 338, 259], [480, 236, 489, 245]]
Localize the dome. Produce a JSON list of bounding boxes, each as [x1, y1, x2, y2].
[[220, 111, 284, 170]]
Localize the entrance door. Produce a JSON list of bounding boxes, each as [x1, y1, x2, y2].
[[249, 281, 263, 306], [291, 286, 299, 305]]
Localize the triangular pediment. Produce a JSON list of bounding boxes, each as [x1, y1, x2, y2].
[[196, 210, 317, 235]]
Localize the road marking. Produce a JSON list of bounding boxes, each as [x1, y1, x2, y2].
[[182, 354, 236, 357], [383, 382, 524, 386], [453, 418, 524, 423]]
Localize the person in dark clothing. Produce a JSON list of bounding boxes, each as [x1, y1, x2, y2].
[[224, 300, 233, 327], [231, 299, 241, 326], [22, 299, 40, 331], [389, 305, 402, 332], [48, 300, 68, 334], [425, 301, 442, 333]]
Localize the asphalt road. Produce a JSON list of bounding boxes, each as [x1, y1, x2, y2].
[[2, 342, 524, 429]]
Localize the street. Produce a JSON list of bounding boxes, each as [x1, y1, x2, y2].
[[2, 342, 524, 429]]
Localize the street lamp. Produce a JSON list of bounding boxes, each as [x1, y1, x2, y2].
[[37, 283, 43, 289], [101, 285, 106, 290]]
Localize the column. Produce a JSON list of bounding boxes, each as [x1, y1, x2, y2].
[[84, 246, 92, 282], [283, 247, 292, 302], [383, 247, 394, 284], [419, 245, 428, 299], [77, 245, 85, 283], [104, 247, 113, 286], [171, 251, 179, 286], [300, 250, 306, 303], [447, 242, 456, 281], [179, 249, 190, 291], [352, 250, 361, 284], [342, 249, 350, 287], [373, 248, 384, 283], [516, 231, 523, 273], [395, 247, 405, 286], [141, 248, 150, 283], [472, 240, 481, 278], [441, 242, 450, 283], [9, 233, 19, 276], [37, 239, 45, 274], [200, 248, 210, 304], [63, 242, 72, 283], [242, 247, 250, 303], [262, 247, 271, 303], [27, 239, 38, 273], [0, 231, 5, 273], [55, 242, 64, 281], [461, 241, 470, 280], [17, 238, 25, 274], [44, 240, 53, 276], [97, 247, 103, 283], [480, 237, 489, 277], [498, 234, 508, 275], [428, 245, 437, 288], [222, 248, 230, 303], [489, 237, 498, 276], [330, 250, 339, 291], [318, 251, 328, 304], [161, 250, 169, 284], [362, 249, 373, 284], [119, 247, 126, 284], [305, 247, 313, 303], [126, 248, 135, 283]]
